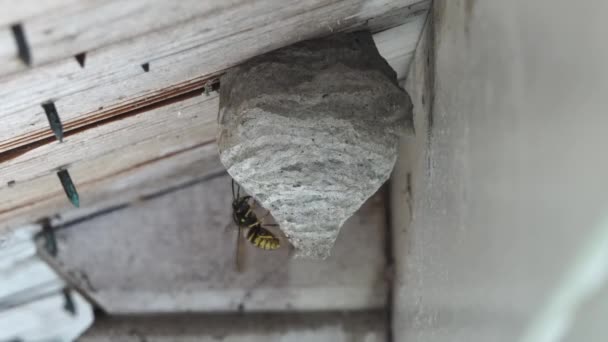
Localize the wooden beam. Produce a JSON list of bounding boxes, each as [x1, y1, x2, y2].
[[0, 0, 78, 27], [374, 13, 426, 80], [81, 312, 386, 340], [0, 0, 429, 155], [48, 178, 388, 313], [0, 225, 94, 341], [0, 26, 27, 75], [0, 95, 222, 229], [0, 0, 428, 70]]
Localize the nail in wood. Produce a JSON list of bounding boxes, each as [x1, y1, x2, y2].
[[11, 23, 31, 66], [74, 52, 86, 68], [62, 288, 77, 315], [57, 169, 80, 207], [41, 218, 57, 257], [42, 101, 64, 142]]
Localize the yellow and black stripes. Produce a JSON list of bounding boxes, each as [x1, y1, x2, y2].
[[246, 227, 281, 250], [232, 179, 281, 250]]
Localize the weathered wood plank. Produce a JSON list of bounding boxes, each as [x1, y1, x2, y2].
[[0, 0, 244, 75], [0, 95, 221, 229], [0, 0, 78, 27], [19, 0, 249, 69], [0, 225, 94, 342], [0, 0, 428, 69], [0, 95, 217, 185], [0, 19, 424, 232], [0, 142, 226, 231], [0, 26, 27, 75], [374, 13, 427, 80], [46, 175, 387, 312], [0, 0, 429, 154], [81, 312, 386, 341], [0, 20, 420, 230]]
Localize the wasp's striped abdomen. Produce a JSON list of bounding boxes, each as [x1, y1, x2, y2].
[[232, 179, 281, 253], [246, 227, 280, 250]]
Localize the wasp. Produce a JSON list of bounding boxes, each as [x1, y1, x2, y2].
[[231, 179, 280, 269]]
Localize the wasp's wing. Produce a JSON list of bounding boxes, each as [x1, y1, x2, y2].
[[257, 226, 278, 239], [248, 226, 281, 250], [235, 225, 247, 272], [221, 220, 246, 272]]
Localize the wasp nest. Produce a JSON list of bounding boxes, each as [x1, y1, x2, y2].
[[217, 31, 413, 258]]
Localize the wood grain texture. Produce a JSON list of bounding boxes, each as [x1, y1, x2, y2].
[[374, 13, 427, 80], [48, 175, 387, 312], [0, 19, 425, 233], [0, 26, 27, 75], [0, 0, 78, 27], [81, 312, 386, 341], [0, 0, 429, 154], [0, 95, 222, 230], [0, 225, 94, 341]]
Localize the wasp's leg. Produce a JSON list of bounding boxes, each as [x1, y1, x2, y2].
[[247, 220, 263, 228], [235, 225, 246, 272], [232, 179, 240, 199], [244, 200, 257, 218]]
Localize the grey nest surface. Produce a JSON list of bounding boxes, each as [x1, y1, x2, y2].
[[217, 31, 413, 258]]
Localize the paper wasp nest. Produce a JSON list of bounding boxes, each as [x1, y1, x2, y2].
[[217, 31, 413, 258]]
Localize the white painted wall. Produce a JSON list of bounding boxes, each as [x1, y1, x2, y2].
[[393, 1, 608, 341]]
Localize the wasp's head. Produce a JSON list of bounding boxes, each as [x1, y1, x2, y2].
[[232, 196, 250, 213]]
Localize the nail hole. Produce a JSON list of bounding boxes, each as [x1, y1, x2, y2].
[[74, 52, 86, 68], [203, 79, 221, 96], [41, 101, 64, 142], [10, 23, 31, 66], [141, 62, 150, 72], [212, 80, 220, 91], [406, 172, 412, 194], [57, 169, 80, 208], [7, 180, 15, 187]]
